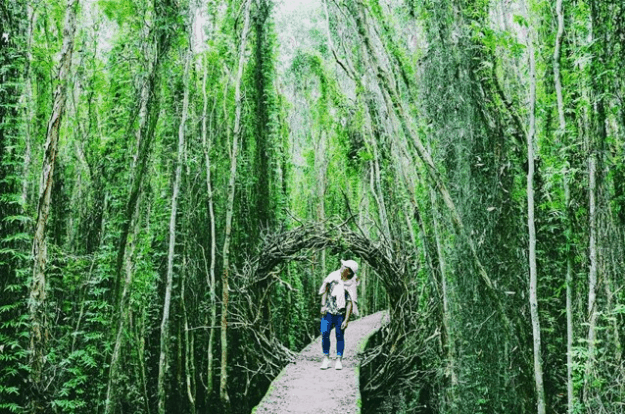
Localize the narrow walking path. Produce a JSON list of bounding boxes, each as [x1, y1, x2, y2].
[[252, 311, 388, 414]]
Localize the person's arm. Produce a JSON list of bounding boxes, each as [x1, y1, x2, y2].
[[320, 285, 329, 315], [341, 300, 352, 330]]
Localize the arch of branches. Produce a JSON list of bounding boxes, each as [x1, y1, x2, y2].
[[230, 219, 441, 403]]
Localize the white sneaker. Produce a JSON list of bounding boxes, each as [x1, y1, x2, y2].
[[320, 356, 330, 370], [335, 358, 343, 370]]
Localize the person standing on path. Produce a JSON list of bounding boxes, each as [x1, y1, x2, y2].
[[318, 259, 359, 370]]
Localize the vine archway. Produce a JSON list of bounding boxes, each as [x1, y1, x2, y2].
[[255, 221, 407, 296], [230, 220, 440, 409]]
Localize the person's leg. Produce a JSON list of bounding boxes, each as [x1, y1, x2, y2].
[[334, 314, 345, 369], [335, 314, 345, 357], [320, 313, 332, 369], [320, 313, 332, 355]]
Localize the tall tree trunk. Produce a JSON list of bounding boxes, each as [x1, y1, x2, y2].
[[157, 38, 192, 414], [553, 0, 574, 410], [200, 7, 220, 397], [104, 7, 167, 408], [347, 0, 505, 317], [135, 312, 151, 414], [430, 189, 458, 393], [564, 178, 574, 411], [314, 129, 327, 274], [20, 3, 36, 208], [368, 138, 391, 239], [220, 0, 253, 405], [105, 198, 143, 414], [201, 55, 219, 396], [554, 0, 566, 132], [351, 0, 472, 275], [585, 134, 598, 398], [181, 254, 196, 414], [583, 7, 600, 401], [356, 174, 373, 314], [396, 140, 433, 273], [604, 252, 622, 360], [113, 0, 175, 304], [28, 0, 79, 395], [113, 64, 156, 304], [253, 0, 273, 228], [524, 9, 546, 411]]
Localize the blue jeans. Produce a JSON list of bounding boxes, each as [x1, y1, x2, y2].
[[320, 313, 344, 357]]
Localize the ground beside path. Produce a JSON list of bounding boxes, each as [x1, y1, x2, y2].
[[252, 310, 388, 414]]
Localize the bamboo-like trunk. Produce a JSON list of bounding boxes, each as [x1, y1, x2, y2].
[[71, 258, 93, 353], [585, 144, 598, 396], [352, 2, 465, 276], [369, 165, 382, 235], [554, 0, 566, 131], [358, 181, 370, 314], [105, 199, 142, 414], [135, 313, 150, 414], [113, 10, 169, 304], [553, 0, 574, 410], [564, 177, 574, 411], [349, 0, 501, 308], [369, 140, 391, 239], [20, 4, 36, 208], [604, 261, 622, 360], [524, 10, 546, 411], [584, 8, 602, 400], [363, 97, 392, 240], [114, 71, 153, 302], [220, 0, 253, 404], [396, 140, 432, 273], [430, 189, 458, 391], [157, 39, 192, 414], [181, 255, 196, 414], [315, 130, 327, 274], [201, 54, 219, 396], [28, 0, 79, 393], [104, 13, 166, 410], [326, 0, 392, 243]]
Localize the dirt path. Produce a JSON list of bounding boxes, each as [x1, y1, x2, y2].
[[252, 311, 388, 414]]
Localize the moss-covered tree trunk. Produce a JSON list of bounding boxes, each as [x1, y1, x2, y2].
[[553, 0, 574, 410], [523, 3, 546, 411], [28, 0, 79, 402], [220, 0, 253, 406], [202, 53, 219, 397], [157, 23, 192, 414]]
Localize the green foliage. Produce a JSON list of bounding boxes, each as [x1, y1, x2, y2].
[[0, 3, 31, 412], [98, 0, 141, 26], [3, 0, 624, 413]]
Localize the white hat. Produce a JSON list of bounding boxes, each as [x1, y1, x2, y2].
[[341, 259, 358, 275]]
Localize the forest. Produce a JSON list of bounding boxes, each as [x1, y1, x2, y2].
[[1, 0, 624, 413]]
